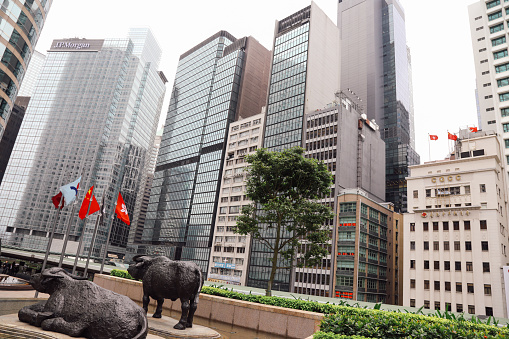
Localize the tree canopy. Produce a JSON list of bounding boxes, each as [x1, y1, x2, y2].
[[235, 147, 334, 295]]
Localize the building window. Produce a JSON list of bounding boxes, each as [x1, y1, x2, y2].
[[456, 282, 462, 293], [434, 301, 440, 310], [443, 221, 449, 231], [481, 241, 489, 251], [423, 300, 430, 309], [480, 220, 487, 229], [424, 260, 429, 269], [499, 62, 509, 75], [425, 189, 431, 197], [466, 262, 473, 271], [464, 220, 471, 230], [434, 261, 440, 270], [498, 77, 509, 87], [457, 304, 463, 313], [455, 261, 461, 271], [465, 241, 472, 251], [490, 23, 505, 34], [410, 299, 416, 307], [453, 221, 460, 230], [410, 241, 415, 250], [434, 281, 440, 291], [444, 241, 450, 251], [483, 262, 490, 272], [486, 0, 500, 9], [433, 222, 439, 231], [488, 10, 502, 21], [454, 241, 460, 251], [468, 305, 475, 314], [500, 93, 509, 102], [423, 222, 429, 231], [467, 283, 474, 293], [410, 279, 415, 288], [485, 284, 492, 296], [424, 241, 429, 250], [433, 241, 439, 251], [410, 260, 415, 269], [445, 281, 451, 291], [410, 223, 415, 231], [486, 307, 494, 316], [492, 35, 507, 46], [444, 261, 450, 270], [413, 190, 418, 198], [424, 280, 430, 290]]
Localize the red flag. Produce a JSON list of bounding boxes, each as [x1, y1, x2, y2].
[[79, 186, 100, 219], [52, 192, 64, 209], [115, 193, 130, 225], [469, 127, 478, 132], [429, 135, 438, 141], [448, 132, 457, 141]]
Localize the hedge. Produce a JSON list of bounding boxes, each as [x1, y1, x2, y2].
[[319, 308, 509, 339], [313, 333, 373, 339], [110, 269, 135, 280]]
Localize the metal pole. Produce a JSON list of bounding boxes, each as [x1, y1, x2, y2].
[[72, 186, 95, 275], [58, 202, 77, 268], [100, 214, 115, 274], [83, 211, 101, 277], [35, 194, 64, 297]]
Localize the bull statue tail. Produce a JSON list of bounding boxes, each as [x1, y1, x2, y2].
[[195, 269, 203, 304], [132, 312, 148, 339]]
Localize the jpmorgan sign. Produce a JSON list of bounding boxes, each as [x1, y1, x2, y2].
[[50, 39, 104, 52]]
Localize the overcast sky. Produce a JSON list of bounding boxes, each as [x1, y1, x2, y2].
[[35, 0, 477, 163]]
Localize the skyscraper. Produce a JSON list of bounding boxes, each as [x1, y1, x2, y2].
[[0, 0, 52, 139], [0, 28, 166, 259], [127, 32, 271, 273], [338, 0, 419, 213], [249, 2, 340, 292], [17, 50, 45, 97]]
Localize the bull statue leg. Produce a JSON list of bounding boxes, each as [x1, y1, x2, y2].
[[186, 294, 198, 328], [174, 298, 190, 330], [18, 302, 48, 326], [41, 317, 87, 337], [153, 299, 164, 318], [142, 294, 150, 314]]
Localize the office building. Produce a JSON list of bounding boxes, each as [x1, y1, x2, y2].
[[0, 1, 52, 139], [126, 32, 271, 273], [207, 112, 264, 285], [0, 28, 166, 259], [338, 0, 420, 212], [335, 189, 402, 304], [17, 50, 45, 97], [403, 131, 509, 317], [248, 1, 340, 292], [291, 91, 386, 297]]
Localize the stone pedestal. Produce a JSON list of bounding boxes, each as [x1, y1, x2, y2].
[[0, 313, 220, 338]]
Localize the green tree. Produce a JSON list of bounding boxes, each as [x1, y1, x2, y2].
[[236, 147, 334, 296]]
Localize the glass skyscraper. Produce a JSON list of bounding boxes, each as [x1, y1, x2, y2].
[[249, 2, 340, 291], [338, 0, 419, 213], [0, 0, 52, 139], [0, 28, 166, 259], [127, 32, 271, 274]]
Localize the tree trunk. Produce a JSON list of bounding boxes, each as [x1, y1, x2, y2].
[[267, 215, 282, 297]]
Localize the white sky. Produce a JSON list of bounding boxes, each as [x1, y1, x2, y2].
[[36, 0, 477, 163]]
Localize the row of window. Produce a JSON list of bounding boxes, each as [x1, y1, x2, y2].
[[410, 220, 487, 231], [411, 240, 490, 253], [410, 259, 489, 270], [213, 246, 246, 253], [411, 279, 491, 295], [410, 299, 492, 316]]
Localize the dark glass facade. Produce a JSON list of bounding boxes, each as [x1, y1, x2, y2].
[[0, 0, 52, 138], [381, 2, 420, 213]]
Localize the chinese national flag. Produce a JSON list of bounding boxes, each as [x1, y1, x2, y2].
[[115, 193, 130, 225], [429, 135, 438, 141], [78, 186, 100, 219], [447, 132, 457, 141], [469, 127, 478, 132]]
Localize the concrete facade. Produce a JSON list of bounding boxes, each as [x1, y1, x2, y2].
[[403, 132, 509, 317]]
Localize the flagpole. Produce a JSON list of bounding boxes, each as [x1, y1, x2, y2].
[[35, 194, 64, 298], [72, 186, 95, 275], [428, 134, 431, 162], [83, 209, 102, 277], [100, 214, 115, 274], [58, 200, 77, 268]]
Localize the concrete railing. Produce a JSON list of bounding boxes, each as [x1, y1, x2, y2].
[[93, 274, 322, 338]]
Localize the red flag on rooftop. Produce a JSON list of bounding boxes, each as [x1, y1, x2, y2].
[[469, 127, 478, 132], [115, 193, 130, 225], [429, 135, 438, 141], [447, 132, 457, 141], [79, 186, 100, 219]]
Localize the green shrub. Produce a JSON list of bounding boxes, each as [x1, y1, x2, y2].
[[313, 332, 373, 339], [319, 307, 509, 339], [109, 269, 135, 280]]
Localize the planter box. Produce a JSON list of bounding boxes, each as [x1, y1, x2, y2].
[[93, 274, 323, 339]]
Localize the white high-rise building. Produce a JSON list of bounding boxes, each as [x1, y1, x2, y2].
[[403, 131, 509, 318]]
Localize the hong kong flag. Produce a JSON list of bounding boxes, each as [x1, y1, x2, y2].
[[429, 135, 438, 141], [469, 127, 478, 132], [115, 193, 130, 225]]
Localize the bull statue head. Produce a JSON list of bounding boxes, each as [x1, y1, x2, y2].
[[31, 268, 87, 294], [127, 255, 153, 280]]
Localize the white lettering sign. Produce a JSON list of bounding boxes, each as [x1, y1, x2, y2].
[[52, 42, 91, 50]]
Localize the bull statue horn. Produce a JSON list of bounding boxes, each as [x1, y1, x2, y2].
[[41, 269, 66, 279]]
